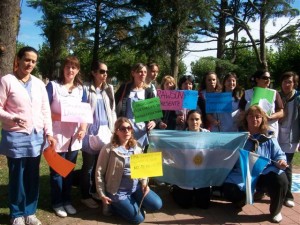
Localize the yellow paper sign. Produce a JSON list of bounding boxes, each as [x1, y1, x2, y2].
[[130, 152, 163, 179]]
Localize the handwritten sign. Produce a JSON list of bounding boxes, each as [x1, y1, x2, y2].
[[61, 101, 93, 123], [206, 92, 232, 113], [130, 152, 163, 178], [132, 97, 163, 123], [157, 90, 184, 110], [182, 90, 198, 109], [250, 87, 275, 116], [43, 145, 76, 178]]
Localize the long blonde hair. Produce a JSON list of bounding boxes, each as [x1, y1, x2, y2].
[[111, 117, 137, 148]]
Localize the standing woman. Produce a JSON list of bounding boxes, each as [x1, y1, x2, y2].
[[239, 70, 284, 137], [175, 75, 196, 130], [0, 46, 56, 225], [46, 56, 87, 217], [115, 63, 157, 150], [278, 71, 300, 208], [95, 117, 162, 224], [197, 71, 222, 130], [209, 72, 241, 132], [80, 61, 117, 208]]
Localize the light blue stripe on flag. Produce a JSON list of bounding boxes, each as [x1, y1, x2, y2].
[[239, 149, 270, 204], [148, 130, 248, 188]]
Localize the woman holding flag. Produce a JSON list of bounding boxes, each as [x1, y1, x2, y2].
[[222, 105, 288, 223], [95, 117, 162, 224]]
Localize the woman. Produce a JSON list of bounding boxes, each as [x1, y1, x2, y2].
[[176, 75, 196, 130], [209, 72, 241, 132], [80, 61, 117, 208], [278, 71, 300, 208], [0, 46, 56, 225], [46, 56, 87, 217], [95, 117, 162, 224], [197, 71, 222, 130], [158, 75, 177, 130], [239, 70, 284, 137], [223, 105, 288, 223], [115, 63, 157, 150], [171, 110, 211, 209]]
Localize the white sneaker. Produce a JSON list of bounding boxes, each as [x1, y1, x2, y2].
[[272, 212, 282, 223], [284, 199, 295, 208], [81, 198, 99, 208], [53, 206, 67, 218], [64, 204, 77, 215], [25, 215, 41, 225], [11, 217, 25, 225]]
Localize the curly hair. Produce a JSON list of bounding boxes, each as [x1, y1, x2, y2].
[[242, 105, 269, 135], [111, 117, 137, 148]]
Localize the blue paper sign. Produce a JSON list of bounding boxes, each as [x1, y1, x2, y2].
[[206, 92, 232, 113], [182, 90, 198, 109]]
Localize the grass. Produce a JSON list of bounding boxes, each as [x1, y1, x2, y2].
[[0, 152, 83, 225]]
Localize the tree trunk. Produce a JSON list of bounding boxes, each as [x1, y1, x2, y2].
[[92, 0, 101, 64], [0, 0, 20, 76], [170, 27, 180, 83], [259, 3, 268, 70]]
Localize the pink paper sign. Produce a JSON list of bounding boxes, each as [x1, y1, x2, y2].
[[157, 90, 184, 110], [61, 101, 93, 123]]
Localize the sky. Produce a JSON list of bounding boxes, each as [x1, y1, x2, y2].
[[18, 1, 300, 73]]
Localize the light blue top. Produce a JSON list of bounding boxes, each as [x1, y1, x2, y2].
[[225, 132, 287, 190], [107, 146, 138, 202]]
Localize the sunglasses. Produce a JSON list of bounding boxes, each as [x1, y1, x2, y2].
[[98, 69, 108, 74], [118, 126, 132, 132], [260, 76, 271, 80]]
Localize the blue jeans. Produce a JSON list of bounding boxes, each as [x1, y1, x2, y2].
[[80, 151, 98, 199], [111, 186, 162, 224], [7, 156, 41, 219], [50, 150, 78, 207]]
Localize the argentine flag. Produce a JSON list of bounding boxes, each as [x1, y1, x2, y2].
[[149, 130, 248, 188], [239, 149, 270, 204]]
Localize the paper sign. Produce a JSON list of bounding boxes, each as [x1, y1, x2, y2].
[[250, 87, 275, 115], [157, 90, 184, 110], [43, 146, 76, 178], [182, 90, 198, 109], [61, 101, 93, 123], [206, 92, 232, 113], [130, 152, 163, 179], [132, 97, 163, 123]]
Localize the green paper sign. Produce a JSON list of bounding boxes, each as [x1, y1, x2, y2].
[[133, 97, 163, 123], [250, 87, 275, 115]]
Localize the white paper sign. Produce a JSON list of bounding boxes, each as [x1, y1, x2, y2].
[[61, 101, 93, 123]]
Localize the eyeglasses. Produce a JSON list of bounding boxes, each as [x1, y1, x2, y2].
[[260, 76, 271, 80], [118, 126, 132, 132], [98, 69, 108, 74]]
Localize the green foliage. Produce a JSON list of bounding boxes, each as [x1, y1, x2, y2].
[[190, 57, 216, 83]]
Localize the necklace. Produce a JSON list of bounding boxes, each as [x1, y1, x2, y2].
[[15, 73, 30, 84]]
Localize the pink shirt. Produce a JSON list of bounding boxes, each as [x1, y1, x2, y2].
[[0, 74, 53, 136]]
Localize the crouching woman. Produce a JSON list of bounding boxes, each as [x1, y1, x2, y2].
[[95, 117, 162, 224]]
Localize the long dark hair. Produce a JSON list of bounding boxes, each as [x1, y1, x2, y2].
[[199, 71, 222, 92]]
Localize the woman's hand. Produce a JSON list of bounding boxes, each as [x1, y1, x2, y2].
[[101, 196, 112, 205], [276, 159, 288, 170], [76, 129, 86, 141], [176, 115, 184, 125], [147, 121, 156, 130], [47, 135, 56, 147], [142, 185, 150, 196], [12, 117, 27, 128], [159, 122, 167, 129]]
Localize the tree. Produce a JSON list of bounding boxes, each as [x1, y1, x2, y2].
[[0, 0, 20, 76]]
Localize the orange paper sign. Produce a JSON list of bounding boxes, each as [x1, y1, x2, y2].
[[43, 146, 76, 178]]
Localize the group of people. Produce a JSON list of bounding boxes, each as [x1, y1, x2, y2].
[[0, 46, 298, 225]]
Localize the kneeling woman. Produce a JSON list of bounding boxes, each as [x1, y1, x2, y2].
[[172, 110, 211, 209], [223, 105, 288, 223], [95, 117, 162, 224]]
